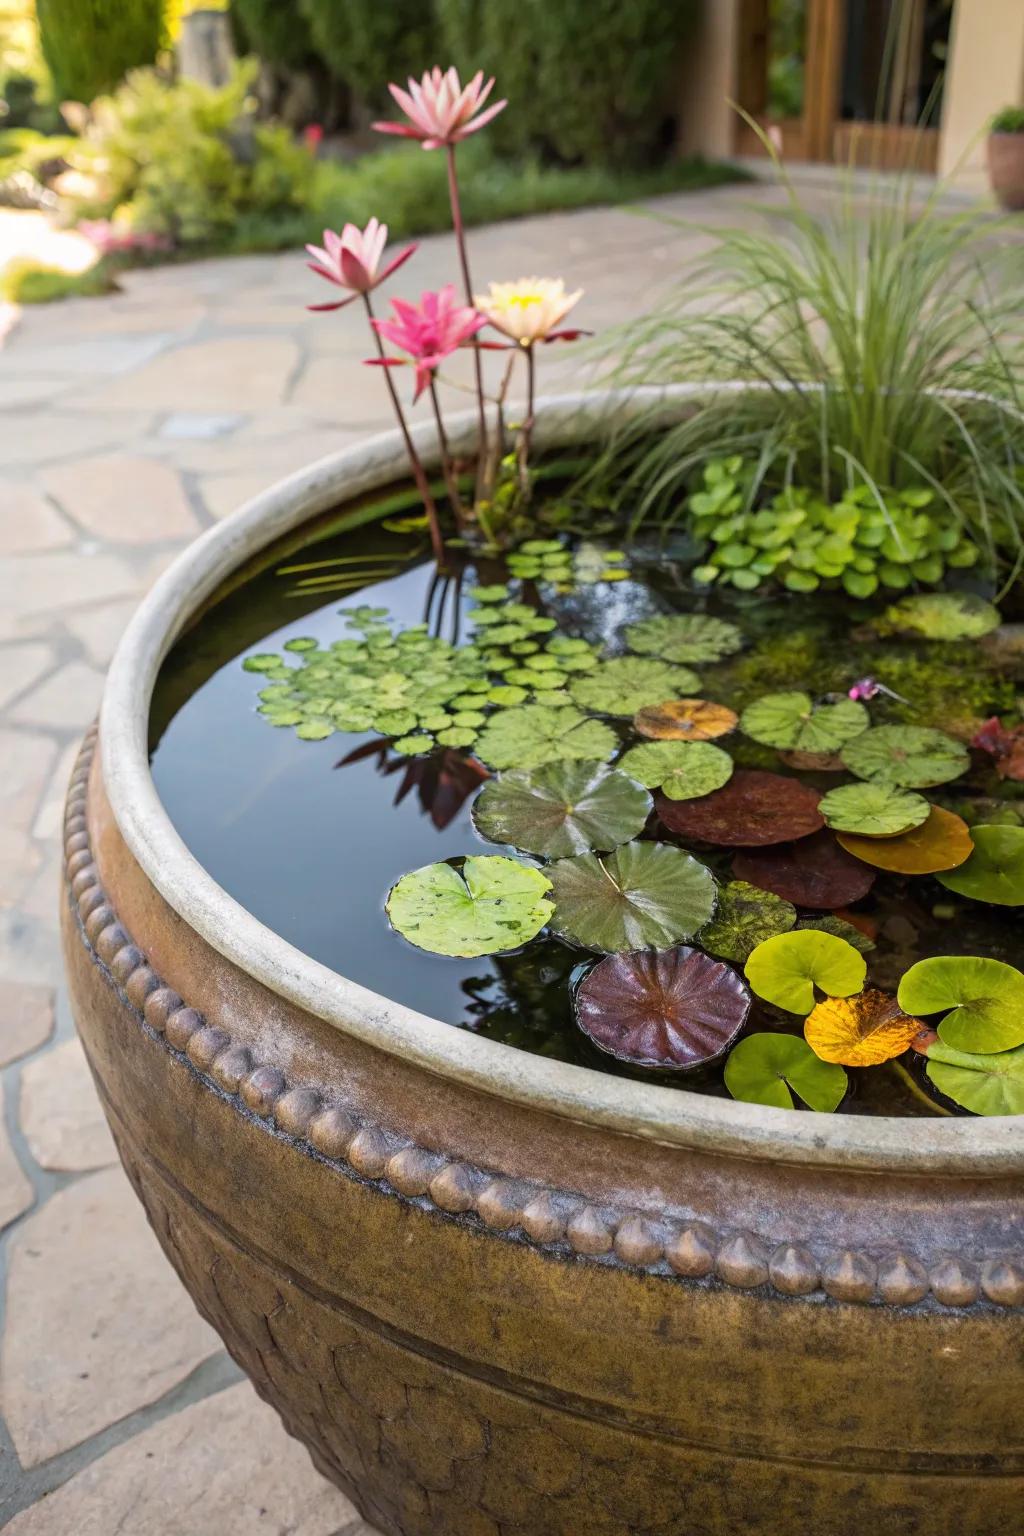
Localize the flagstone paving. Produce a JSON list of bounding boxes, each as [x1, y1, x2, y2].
[[0, 174, 983, 1530]]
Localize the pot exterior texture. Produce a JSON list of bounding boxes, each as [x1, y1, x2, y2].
[[63, 727, 1024, 1536]]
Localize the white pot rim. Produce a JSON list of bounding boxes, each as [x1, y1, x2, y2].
[[100, 384, 1024, 1174]]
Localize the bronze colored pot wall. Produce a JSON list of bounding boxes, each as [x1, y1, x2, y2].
[[63, 725, 1024, 1536], [988, 132, 1024, 211]]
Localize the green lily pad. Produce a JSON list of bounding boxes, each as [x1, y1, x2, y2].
[[625, 614, 743, 664], [936, 825, 1024, 906], [473, 704, 618, 773], [922, 1039, 1024, 1115], [744, 930, 867, 1014], [386, 856, 553, 958], [471, 761, 651, 859], [883, 592, 1001, 641], [818, 782, 931, 837], [546, 841, 716, 953], [568, 657, 701, 717], [739, 692, 869, 753], [617, 740, 734, 801], [724, 1033, 848, 1111], [840, 725, 969, 788], [898, 955, 1024, 1053], [698, 881, 796, 964]]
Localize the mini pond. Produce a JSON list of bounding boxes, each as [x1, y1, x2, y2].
[[150, 491, 1024, 1120]]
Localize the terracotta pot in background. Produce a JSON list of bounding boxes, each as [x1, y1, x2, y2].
[[988, 131, 1024, 211], [62, 391, 1024, 1536]]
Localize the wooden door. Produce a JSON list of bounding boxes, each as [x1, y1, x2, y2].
[[733, 0, 844, 162]]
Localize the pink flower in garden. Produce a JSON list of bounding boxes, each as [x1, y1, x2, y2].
[[305, 218, 417, 311], [373, 67, 507, 150], [367, 285, 485, 400]]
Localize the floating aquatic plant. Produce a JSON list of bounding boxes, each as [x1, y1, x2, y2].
[[836, 805, 973, 874], [625, 614, 743, 665], [633, 698, 738, 741], [935, 824, 1024, 906], [898, 956, 1024, 1054], [386, 855, 553, 958], [575, 946, 750, 1070], [739, 691, 869, 754], [732, 832, 877, 908], [473, 703, 617, 771], [724, 1033, 847, 1111], [880, 592, 1001, 642], [795, 915, 875, 953], [545, 841, 716, 953], [616, 740, 733, 801], [698, 881, 796, 964], [657, 769, 823, 847], [817, 782, 931, 838], [471, 760, 651, 859], [915, 1038, 1024, 1116], [744, 930, 866, 1014], [568, 656, 700, 717], [840, 725, 969, 789], [803, 990, 923, 1067]]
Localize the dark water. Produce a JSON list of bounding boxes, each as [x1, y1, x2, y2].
[[150, 502, 1022, 1114]]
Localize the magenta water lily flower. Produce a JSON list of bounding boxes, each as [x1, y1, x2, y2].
[[373, 67, 507, 150], [305, 218, 417, 311], [368, 285, 485, 400]]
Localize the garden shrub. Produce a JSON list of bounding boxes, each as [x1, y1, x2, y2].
[[64, 62, 314, 248], [435, 0, 697, 166], [297, 0, 439, 114], [231, 0, 317, 73], [36, 0, 163, 104]]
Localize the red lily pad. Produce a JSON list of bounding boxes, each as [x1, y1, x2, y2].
[[656, 769, 823, 847], [574, 946, 751, 1071], [732, 831, 876, 909]]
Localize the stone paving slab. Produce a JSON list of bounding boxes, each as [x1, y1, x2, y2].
[[18, 1038, 117, 1172]]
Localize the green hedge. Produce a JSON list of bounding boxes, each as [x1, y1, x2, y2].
[[435, 0, 697, 167], [231, 0, 316, 72], [36, 0, 163, 103], [297, 0, 439, 112]]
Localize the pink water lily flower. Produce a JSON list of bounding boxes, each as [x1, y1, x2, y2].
[[373, 67, 507, 150], [367, 285, 485, 400], [306, 218, 417, 311]]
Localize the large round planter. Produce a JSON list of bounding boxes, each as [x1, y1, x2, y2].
[[62, 390, 1024, 1535]]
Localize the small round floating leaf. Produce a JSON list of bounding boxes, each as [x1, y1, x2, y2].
[[840, 725, 969, 788], [922, 1040, 1024, 1116], [386, 856, 553, 958], [796, 915, 875, 953], [295, 720, 334, 741], [546, 841, 716, 953], [897, 956, 1024, 1054], [575, 947, 750, 1071], [617, 740, 733, 801], [244, 653, 289, 674], [744, 930, 867, 1014], [625, 614, 743, 664], [836, 805, 973, 874], [393, 733, 435, 756], [283, 636, 318, 652], [935, 824, 1024, 906], [633, 698, 738, 741], [740, 692, 869, 754], [884, 591, 1001, 641], [725, 1033, 847, 1111], [473, 704, 618, 772], [698, 881, 796, 964], [657, 769, 823, 847], [569, 657, 700, 717], [471, 762, 651, 859], [818, 782, 930, 837], [804, 990, 923, 1066], [733, 832, 876, 908]]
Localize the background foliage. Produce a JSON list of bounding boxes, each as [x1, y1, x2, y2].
[[36, 0, 163, 103]]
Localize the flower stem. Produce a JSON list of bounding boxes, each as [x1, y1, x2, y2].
[[446, 143, 488, 484], [889, 1058, 954, 1117], [363, 292, 445, 565], [429, 378, 465, 528], [518, 342, 536, 498]]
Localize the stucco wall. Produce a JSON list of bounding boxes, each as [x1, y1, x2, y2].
[[939, 0, 1024, 182]]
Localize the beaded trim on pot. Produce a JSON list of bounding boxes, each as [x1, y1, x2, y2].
[[65, 727, 1024, 1312]]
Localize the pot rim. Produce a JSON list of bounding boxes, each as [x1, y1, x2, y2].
[[100, 384, 1024, 1173]]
